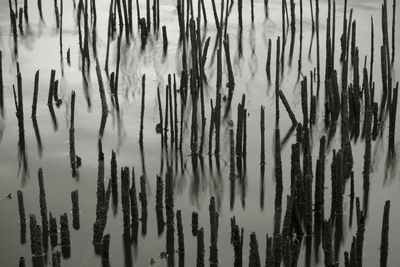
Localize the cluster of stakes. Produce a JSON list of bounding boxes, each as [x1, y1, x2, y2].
[[0, 0, 398, 266]]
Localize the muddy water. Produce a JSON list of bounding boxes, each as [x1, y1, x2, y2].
[[0, 0, 399, 266]]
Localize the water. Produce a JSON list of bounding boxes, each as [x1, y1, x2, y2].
[[0, 0, 399, 266]]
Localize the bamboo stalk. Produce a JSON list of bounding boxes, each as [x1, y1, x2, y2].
[[266, 39, 272, 82], [351, 20, 356, 67], [325, 0, 332, 82], [260, 106, 265, 167], [264, 0, 269, 19], [121, 167, 131, 235], [177, 210, 185, 266], [130, 167, 139, 228], [0, 51, 3, 117], [29, 214, 43, 262], [165, 167, 174, 264], [382, 0, 391, 69], [177, 0, 184, 40], [95, 139, 105, 226], [275, 37, 281, 126], [380, 200, 390, 267], [77, 1, 84, 67], [136, 0, 140, 28], [54, 0, 60, 28], [330, 150, 337, 222], [93, 179, 111, 251], [316, 0, 321, 95], [278, 90, 298, 125], [37, 0, 44, 21], [362, 68, 372, 213], [60, 213, 71, 258], [372, 102, 379, 140], [379, 45, 389, 122], [140, 174, 148, 235], [236, 99, 244, 158], [14, 71, 28, 177], [162, 25, 168, 54], [164, 84, 169, 146], [211, 0, 220, 31], [83, 0, 91, 70], [229, 128, 236, 179], [59, 0, 64, 76], [145, 0, 150, 33], [231, 217, 243, 267], [274, 127, 283, 211], [289, 0, 295, 33], [301, 77, 309, 126], [197, 228, 205, 267], [388, 82, 399, 156], [49, 213, 58, 249], [156, 85, 164, 142], [31, 71, 40, 118], [11, 8, 18, 56], [331, 0, 336, 70], [251, 0, 254, 23], [192, 212, 198, 236], [121, 0, 130, 42], [128, 0, 132, 33], [18, 8, 24, 36], [69, 91, 79, 178], [249, 232, 261, 266], [208, 100, 215, 157], [281, 0, 286, 75], [104, 0, 114, 75], [214, 93, 221, 155], [155, 174, 164, 235], [101, 234, 110, 265], [265, 234, 273, 267], [349, 172, 355, 227], [156, 0, 160, 32], [114, 36, 121, 110], [391, 0, 396, 66], [238, 0, 243, 29], [281, 195, 293, 267], [51, 251, 61, 267], [272, 233, 282, 267], [209, 196, 219, 267], [71, 190, 80, 230], [200, 0, 207, 25], [229, 129, 236, 209], [17, 190, 26, 244], [322, 219, 334, 266], [314, 156, 323, 255], [298, 0, 303, 77], [334, 150, 344, 261], [169, 74, 174, 148], [47, 70, 56, 105], [341, 9, 354, 180], [111, 150, 118, 211], [340, 0, 348, 62], [53, 80, 62, 107], [37, 168, 49, 252], [349, 236, 357, 266], [139, 74, 146, 146], [94, 58, 108, 115], [309, 0, 315, 32], [224, 37, 235, 115]]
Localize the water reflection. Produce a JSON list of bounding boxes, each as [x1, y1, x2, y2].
[[0, 0, 399, 266]]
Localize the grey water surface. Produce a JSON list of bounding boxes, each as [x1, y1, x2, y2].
[[0, 0, 400, 266]]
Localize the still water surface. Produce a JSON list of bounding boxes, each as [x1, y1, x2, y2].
[[0, 0, 399, 266]]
